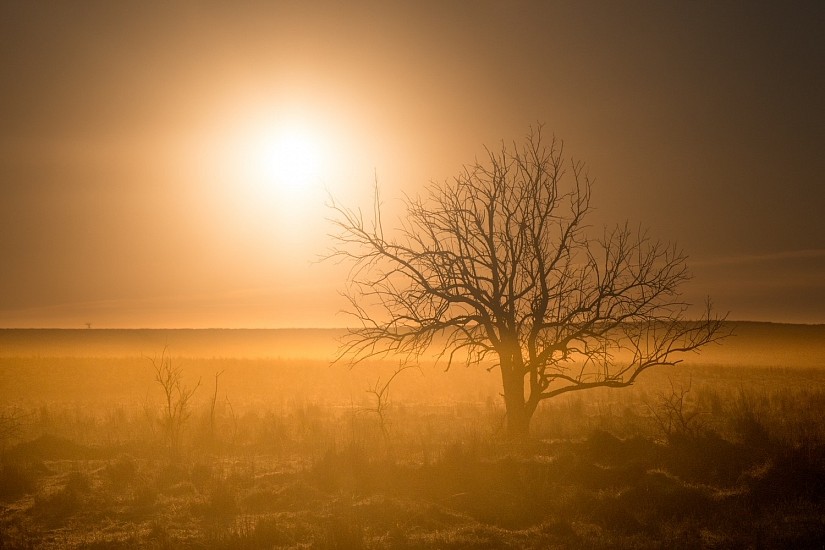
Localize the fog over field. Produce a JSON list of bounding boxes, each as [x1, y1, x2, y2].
[[0, 328, 343, 360], [2, 323, 825, 547], [2, 322, 825, 365]]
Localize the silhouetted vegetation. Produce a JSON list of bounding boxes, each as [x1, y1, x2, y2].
[[1, 336, 824, 548], [330, 127, 727, 438]]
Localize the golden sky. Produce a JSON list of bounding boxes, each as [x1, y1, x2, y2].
[[1, 1, 823, 327]]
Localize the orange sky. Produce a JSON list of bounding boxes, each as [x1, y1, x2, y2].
[[1, 1, 824, 328]]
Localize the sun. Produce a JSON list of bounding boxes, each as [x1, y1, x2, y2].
[[246, 123, 327, 200], [204, 110, 348, 241]]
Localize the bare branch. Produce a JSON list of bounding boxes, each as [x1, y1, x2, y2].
[[327, 126, 729, 438]]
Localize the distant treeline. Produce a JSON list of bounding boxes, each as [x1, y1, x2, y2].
[[0, 322, 824, 367], [0, 328, 344, 359]]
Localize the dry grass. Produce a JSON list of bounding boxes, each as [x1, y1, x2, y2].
[[0, 344, 824, 548]]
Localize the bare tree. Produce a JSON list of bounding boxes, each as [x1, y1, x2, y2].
[[147, 347, 200, 458], [645, 377, 705, 441], [329, 126, 727, 439], [361, 363, 418, 444], [208, 370, 224, 445]]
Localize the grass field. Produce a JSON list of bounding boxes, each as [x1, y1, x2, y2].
[[1, 324, 824, 548]]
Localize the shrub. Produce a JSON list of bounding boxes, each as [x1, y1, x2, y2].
[[206, 516, 295, 549], [665, 430, 752, 486], [318, 502, 366, 550], [0, 461, 38, 500], [192, 478, 238, 521], [105, 454, 138, 486], [748, 443, 825, 504]]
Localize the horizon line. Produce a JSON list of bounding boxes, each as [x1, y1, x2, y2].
[[2, 319, 825, 330]]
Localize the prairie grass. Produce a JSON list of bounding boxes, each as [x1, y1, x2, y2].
[[0, 354, 824, 548]]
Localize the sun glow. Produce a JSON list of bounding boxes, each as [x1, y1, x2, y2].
[[199, 104, 371, 257], [205, 114, 337, 235], [244, 123, 328, 201]]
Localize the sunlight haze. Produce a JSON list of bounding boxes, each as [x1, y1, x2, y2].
[[1, 1, 823, 327], [2, 4, 825, 547]]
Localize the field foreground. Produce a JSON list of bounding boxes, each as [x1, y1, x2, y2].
[[1, 325, 824, 548]]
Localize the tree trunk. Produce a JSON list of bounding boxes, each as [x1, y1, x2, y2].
[[505, 396, 531, 440], [501, 361, 532, 440]]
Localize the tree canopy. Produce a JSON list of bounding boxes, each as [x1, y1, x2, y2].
[[329, 127, 727, 438]]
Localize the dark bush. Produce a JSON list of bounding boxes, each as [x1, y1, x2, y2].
[[665, 430, 752, 486], [748, 443, 825, 504], [615, 470, 714, 526], [318, 503, 366, 550], [34, 485, 81, 524], [0, 461, 38, 499], [105, 454, 138, 486], [33, 471, 90, 519], [192, 479, 238, 521], [207, 516, 296, 549]]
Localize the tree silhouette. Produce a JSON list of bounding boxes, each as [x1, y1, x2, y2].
[[147, 347, 200, 459], [329, 126, 727, 439]]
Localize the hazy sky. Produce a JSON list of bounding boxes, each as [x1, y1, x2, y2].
[[1, 1, 823, 328]]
